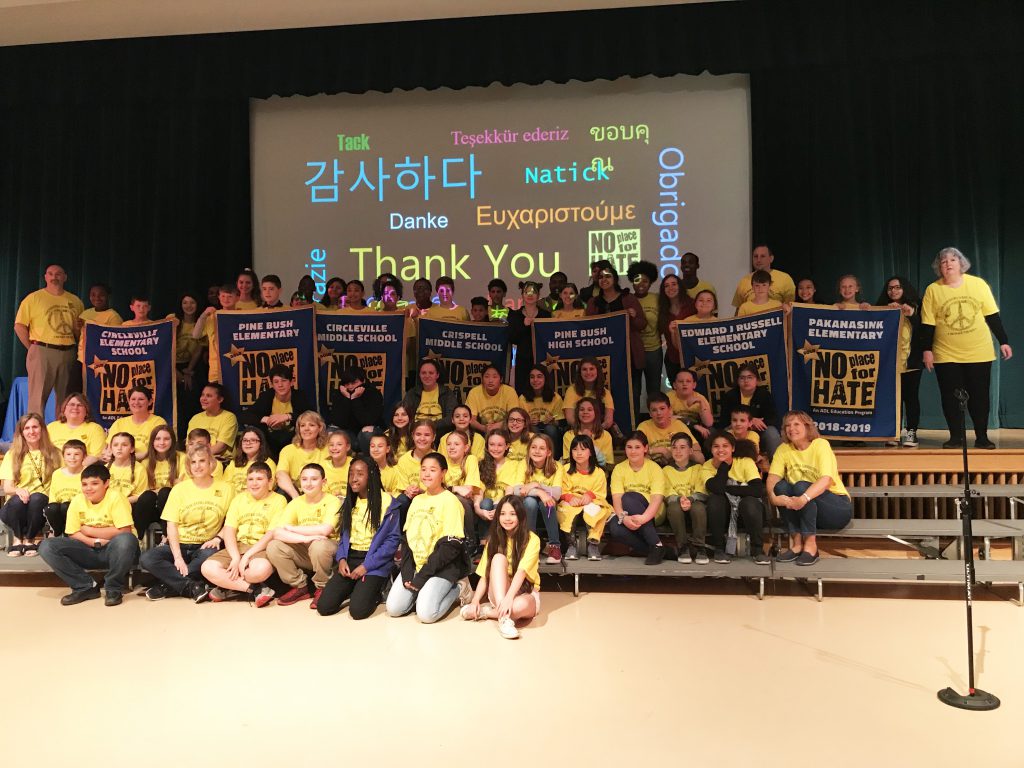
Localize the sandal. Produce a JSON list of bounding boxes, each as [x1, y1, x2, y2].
[[6, 545, 25, 558], [23, 543, 39, 557]]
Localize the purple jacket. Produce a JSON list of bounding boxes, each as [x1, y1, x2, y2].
[[335, 497, 402, 578]]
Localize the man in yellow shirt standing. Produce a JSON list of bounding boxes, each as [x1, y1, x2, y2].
[[731, 244, 795, 314], [14, 264, 85, 416]]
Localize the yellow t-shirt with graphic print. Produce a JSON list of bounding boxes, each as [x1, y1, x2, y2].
[[685, 279, 717, 300], [48, 468, 84, 504], [611, 459, 665, 499], [107, 414, 166, 456], [421, 304, 469, 322], [637, 293, 661, 351], [506, 435, 534, 464], [187, 410, 238, 457], [149, 454, 188, 490], [466, 384, 520, 426], [0, 450, 52, 494], [637, 418, 697, 455], [768, 439, 848, 497], [667, 391, 710, 424], [222, 457, 277, 495], [700, 457, 761, 487], [108, 462, 147, 498], [225, 491, 287, 545], [476, 531, 541, 591], [276, 444, 328, 484], [441, 431, 485, 461], [481, 459, 524, 503], [415, 387, 442, 422], [47, 420, 106, 458], [445, 454, 482, 490], [280, 493, 342, 540], [319, 456, 352, 498], [921, 274, 999, 364], [66, 489, 135, 537], [15, 288, 84, 346], [731, 269, 795, 308], [161, 479, 234, 544], [737, 299, 783, 317], [377, 463, 405, 496], [404, 489, 465, 570], [562, 387, 615, 417], [346, 491, 393, 551], [663, 463, 705, 498], [519, 394, 564, 426]]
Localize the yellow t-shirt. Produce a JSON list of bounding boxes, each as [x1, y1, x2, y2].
[[481, 459, 525, 503], [921, 275, 999, 364], [347, 491, 392, 551], [465, 384, 520, 425], [47, 420, 106, 458], [476, 531, 541, 591], [421, 305, 470, 322], [175, 319, 205, 365], [78, 307, 123, 362], [519, 394, 565, 426], [107, 414, 167, 456], [320, 456, 352, 498], [637, 293, 661, 351], [415, 387, 442, 422], [404, 489, 465, 570], [731, 269, 796, 308], [520, 463, 565, 491], [108, 462, 147, 498], [377, 463, 405, 496], [15, 288, 84, 346], [611, 459, 666, 499], [445, 454, 482, 490], [187, 410, 238, 456], [276, 444, 329, 484], [66, 489, 135, 537], [387, 431, 410, 458], [637, 418, 697, 455], [396, 451, 427, 490], [235, 299, 260, 311], [685, 279, 717, 300], [505, 435, 534, 464], [561, 430, 614, 466], [768, 439, 848, 497], [553, 307, 586, 319], [224, 491, 287, 545], [441, 431, 485, 461], [270, 397, 293, 419], [149, 454, 188, 490], [737, 299, 783, 317], [221, 457, 277, 495], [0, 449, 52, 494], [667, 391, 711, 424], [663, 463, 705, 498], [561, 466, 609, 505], [161, 479, 235, 544], [727, 428, 761, 451], [280, 494, 342, 539], [700, 457, 762, 487], [48, 468, 84, 504], [562, 387, 615, 417]]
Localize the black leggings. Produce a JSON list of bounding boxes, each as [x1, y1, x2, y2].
[[317, 551, 389, 619], [132, 487, 172, 540], [934, 362, 992, 440], [0, 493, 48, 540], [43, 501, 71, 536], [707, 495, 765, 549], [900, 369, 922, 431]]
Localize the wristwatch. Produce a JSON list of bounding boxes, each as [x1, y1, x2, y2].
[[93, 539, 102, 549]]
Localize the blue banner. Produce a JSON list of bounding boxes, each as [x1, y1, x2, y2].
[[532, 312, 634, 435], [677, 310, 789, 420], [216, 307, 317, 410], [83, 319, 176, 430], [316, 311, 407, 414], [417, 318, 511, 403], [790, 304, 901, 441]]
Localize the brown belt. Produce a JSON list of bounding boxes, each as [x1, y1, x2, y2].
[[31, 341, 75, 351]]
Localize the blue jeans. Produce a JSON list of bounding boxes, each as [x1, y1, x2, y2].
[[140, 542, 218, 595], [385, 576, 460, 623], [758, 426, 782, 459], [39, 533, 140, 594], [522, 496, 560, 543], [774, 480, 852, 536], [608, 491, 661, 555]]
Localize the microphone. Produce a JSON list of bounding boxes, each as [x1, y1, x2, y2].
[[955, 388, 969, 403]]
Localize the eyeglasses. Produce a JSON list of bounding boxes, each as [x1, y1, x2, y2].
[[887, 285, 902, 291], [241, 437, 261, 444], [507, 416, 526, 423]]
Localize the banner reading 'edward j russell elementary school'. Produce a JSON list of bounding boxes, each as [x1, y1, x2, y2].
[[790, 304, 901, 441], [418, 318, 511, 403], [84, 319, 176, 430], [677, 310, 789, 420], [533, 312, 634, 435], [216, 307, 317, 409], [316, 311, 407, 413]]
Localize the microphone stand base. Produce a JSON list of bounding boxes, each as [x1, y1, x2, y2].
[[937, 687, 1000, 711]]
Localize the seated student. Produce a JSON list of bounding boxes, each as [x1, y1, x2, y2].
[[319, 430, 352, 499], [736, 270, 783, 317], [766, 410, 853, 566], [266, 463, 342, 608], [187, 383, 238, 459], [318, 458, 402, 619], [562, 357, 615, 431], [503, 407, 534, 463], [443, 431, 483, 550], [39, 464, 139, 606], [461, 495, 540, 639], [466, 365, 520, 435], [242, 364, 316, 457], [398, 359, 459, 437], [105, 386, 165, 461], [260, 274, 284, 308], [469, 296, 490, 322], [834, 274, 871, 310], [121, 294, 153, 326], [556, 435, 612, 562], [328, 365, 383, 455], [703, 432, 769, 565], [47, 393, 106, 465], [275, 411, 329, 500], [715, 362, 782, 458], [519, 365, 564, 453], [43, 440, 87, 536], [1, 413, 59, 557], [637, 392, 702, 466], [386, 404, 413, 458], [440, 404, 486, 461], [726, 405, 769, 472], [106, 432, 147, 503], [132, 425, 185, 540], [386, 452, 470, 623], [662, 432, 709, 564], [419, 276, 469, 321], [666, 369, 713, 442], [609, 432, 673, 565], [507, 434, 563, 564], [184, 429, 225, 480], [140, 444, 234, 601], [200, 461, 283, 605], [367, 434, 404, 497], [222, 426, 277, 495], [562, 397, 614, 468], [474, 430, 521, 534]]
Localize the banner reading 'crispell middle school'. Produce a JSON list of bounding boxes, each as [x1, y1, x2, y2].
[[677, 309, 789, 420], [216, 306, 317, 409], [417, 318, 511, 403], [316, 310, 407, 413], [83, 319, 176, 430]]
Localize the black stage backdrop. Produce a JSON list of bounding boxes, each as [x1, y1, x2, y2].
[[1, 0, 1021, 426]]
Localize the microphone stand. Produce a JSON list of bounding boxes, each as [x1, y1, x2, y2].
[[937, 389, 1000, 710]]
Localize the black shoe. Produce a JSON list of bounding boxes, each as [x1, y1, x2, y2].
[[645, 546, 666, 566], [753, 551, 771, 565], [942, 440, 964, 450], [187, 580, 212, 603], [776, 549, 799, 563], [975, 438, 997, 450], [713, 549, 732, 564], [104, 591, 123, 607], [145, 583, 174, 601], [61, 586, 101, 606]]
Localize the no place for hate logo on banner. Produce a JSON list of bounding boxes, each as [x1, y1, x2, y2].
[[315, 310, 407, 412], [83, 320, 176, 430], [216, 307, 317, 409], [417, 318, 511, 403], [677, 310, 789, 420], [532, 312, 634, 435]]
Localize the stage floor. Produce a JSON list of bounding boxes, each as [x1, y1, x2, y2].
[[4, 579, 1022, 766]]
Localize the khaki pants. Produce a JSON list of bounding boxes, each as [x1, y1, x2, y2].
[[26, 343, 75, 416], [207, 543, 268, 567], [267, 539, 338, 589]]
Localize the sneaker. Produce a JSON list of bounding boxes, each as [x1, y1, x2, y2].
[[796, 550, 820, 566], [942, 439, 963, 450], [61, 586, 101, 606], [277, 585, 311, 606], [188, 580, 212, 603], [145, 583, 174, 601], [460, 604, 484, 621], [544, 542, 562, 564], [645, 546, 666, 566], [776, 548, 799, 563], [497, 616, 520, 639], [104, 591, 123, 607], [457, 577, 474, 606], [975, 438, 996, 450], [309, 588, 323, 610], [253, 585, 275, 608], [694, 550, 710, 565], [564, 543, 579, 560], [208, 586, 234, 603], [713, 549, 732, 564], [677, 549, 693, 564], [902, 429, 919, 448], [586, 541, 601, 561], [753, 550, 771, 565]]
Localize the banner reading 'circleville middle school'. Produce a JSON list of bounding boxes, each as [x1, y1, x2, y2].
[[83, 319, 176, 430], [417, 318, 511, 403], [216, 306, 317, 410], [316, 310, 407, 413]]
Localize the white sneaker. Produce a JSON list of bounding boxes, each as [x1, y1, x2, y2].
[[902, 429, 919, 448], [497, 616, 520, 639], [695, 550, 710, 565], [677, 549, 693, 564]]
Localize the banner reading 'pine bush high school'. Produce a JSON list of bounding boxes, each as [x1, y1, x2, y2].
[[417, 318, 511, 403], [316, 310, 407, 413], [789, 304, 901, 441], [83, 319, 176, 430]]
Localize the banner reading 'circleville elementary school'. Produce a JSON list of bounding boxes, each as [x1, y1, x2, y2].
[[677, 309, 789, 420], [533, 312, 634, 435], [417, 318, 511, 403], [216, 306, 317, 410], [316, 310, 407, 413], [83, 319, 176, 430], [790, 304, 901, 441]]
